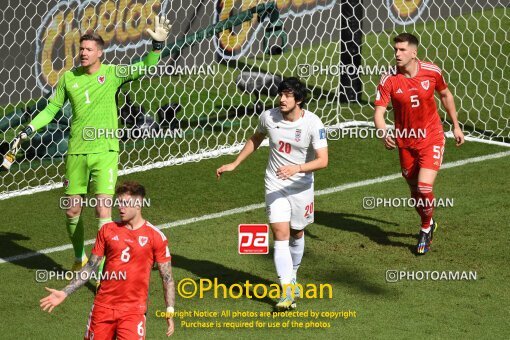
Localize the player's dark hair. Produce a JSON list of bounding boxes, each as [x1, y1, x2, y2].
[[80, 33, 105, 50], [278, 77, 308, 107], [116, 181, 146, 198], [393, 33, 419, 46]]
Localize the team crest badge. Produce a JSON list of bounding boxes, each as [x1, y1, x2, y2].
[[138, 236, 148, 247], [63, 178, 69, 188], [421, 80, 430, 90], [295, 129, 302, 142], [97, 75, 105, 84], [402, 168, 408, 177]]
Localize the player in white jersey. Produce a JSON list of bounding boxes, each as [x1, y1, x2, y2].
[[217, 78, 328, 310]]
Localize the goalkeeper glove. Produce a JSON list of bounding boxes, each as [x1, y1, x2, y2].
[[146, 16, 171, 51], [1, 136, 22, 171], [1, 125, 33, 171], [17, 124, 35, 140]]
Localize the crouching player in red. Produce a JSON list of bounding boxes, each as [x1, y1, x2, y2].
[[374, 33, 464, 255], [40, 181, 175, 338]]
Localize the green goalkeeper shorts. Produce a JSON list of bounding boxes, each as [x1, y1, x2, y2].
[[64, 151, 118, 195]]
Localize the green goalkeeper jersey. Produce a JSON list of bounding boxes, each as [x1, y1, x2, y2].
[[31, 51, 160, 154]]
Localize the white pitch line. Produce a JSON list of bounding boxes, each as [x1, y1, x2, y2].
[[2, 122, 508, 201], [1, 150, 509, 265], [0, 144, 247, 200]]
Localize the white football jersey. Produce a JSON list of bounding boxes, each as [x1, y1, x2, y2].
[[257, 108, 328, 190]]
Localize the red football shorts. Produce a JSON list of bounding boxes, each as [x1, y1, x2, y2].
[[398, 133, 446, 179], [84, 304, 146, 340]]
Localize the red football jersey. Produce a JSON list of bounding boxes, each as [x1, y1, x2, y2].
[[374, 60, 448, 147], [91, 221, 171, 314]]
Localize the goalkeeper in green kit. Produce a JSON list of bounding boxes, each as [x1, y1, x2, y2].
[[15, 16, 172, 277]]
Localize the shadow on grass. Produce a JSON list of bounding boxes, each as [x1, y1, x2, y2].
[[315, 211, 415, 249], [306, 211, 417, 294], [170, 254, 277, 307], [0, 232, 97, 294]]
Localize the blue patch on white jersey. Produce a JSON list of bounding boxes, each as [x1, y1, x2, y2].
[[319, 128, 326, 139]]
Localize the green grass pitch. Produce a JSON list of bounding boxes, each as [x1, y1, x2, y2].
[[1, 136, 509, 339], [0, 6, 509, 340]]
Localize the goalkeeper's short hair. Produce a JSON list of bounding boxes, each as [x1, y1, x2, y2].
[[80, 33, 105, 50], [278, 77, 308, 108]]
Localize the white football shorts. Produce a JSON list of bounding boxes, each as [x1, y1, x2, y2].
[[265, 183, 314, 230]]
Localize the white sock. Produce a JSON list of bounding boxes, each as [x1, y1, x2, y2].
[[289, 236, 305, 281], [274, 240, 293, 287]]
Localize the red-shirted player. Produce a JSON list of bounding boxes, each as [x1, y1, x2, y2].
[[40, 181, 176, 338], [374, 33, 464, 255]]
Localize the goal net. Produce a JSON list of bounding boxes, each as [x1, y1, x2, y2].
[[0, 0, 508, 198]]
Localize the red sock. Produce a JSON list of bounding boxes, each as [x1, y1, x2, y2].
[[409, 185, 421, 217], [417, 182, 434, 230]]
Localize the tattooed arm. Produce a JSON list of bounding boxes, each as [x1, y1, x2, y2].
[[158, 261, 175, 336], [39, 254, 103, 313], [64, 254, 103, 295]]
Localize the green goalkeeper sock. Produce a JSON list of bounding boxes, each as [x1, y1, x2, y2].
[[97, 217, 112, 230], [96, 218, 112, 275], [98, 257, 106, 278], [66, 215, 85, 261]]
